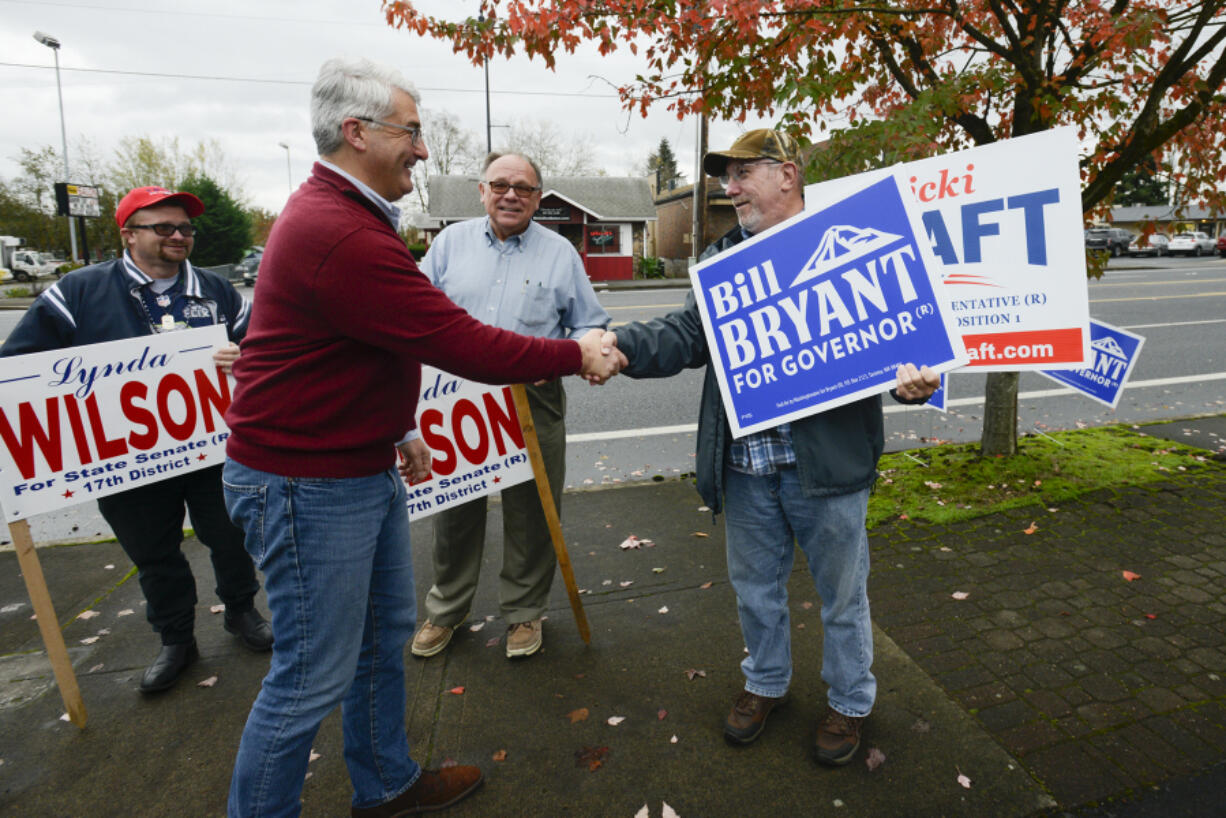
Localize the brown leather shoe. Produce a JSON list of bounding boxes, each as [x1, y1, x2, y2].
[[723, 690, 787, 744], [505, 619, 543, 658], [815, 707, 865, 766], [410, 621, 454, 658], [350, 766, 483, 817]]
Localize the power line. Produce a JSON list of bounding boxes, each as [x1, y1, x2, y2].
[[0, 0, 385, 26], [0, 62, 620, 99]]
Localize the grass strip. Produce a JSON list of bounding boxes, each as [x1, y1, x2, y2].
[[868, 423, 1221, 529]]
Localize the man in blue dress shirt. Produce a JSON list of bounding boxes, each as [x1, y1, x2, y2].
[[412, 152, 609, 659]]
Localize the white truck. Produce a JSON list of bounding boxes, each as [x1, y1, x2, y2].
[[1, 236, 59, 282]]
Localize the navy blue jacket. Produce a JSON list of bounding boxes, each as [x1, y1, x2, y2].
[[616, 225, 926, 514], [1, 256, 251, 356]]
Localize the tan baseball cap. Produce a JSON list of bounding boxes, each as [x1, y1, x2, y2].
[[703, 129, 801, 177]]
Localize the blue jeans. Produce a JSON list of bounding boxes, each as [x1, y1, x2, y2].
[[723, 467, 875, 718], [222, 459, 420, 817]]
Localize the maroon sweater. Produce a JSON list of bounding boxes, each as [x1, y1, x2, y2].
[[226, 163, 582, 477]]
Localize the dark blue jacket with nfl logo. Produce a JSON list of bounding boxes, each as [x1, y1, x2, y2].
[[1, 254, 251, 356]]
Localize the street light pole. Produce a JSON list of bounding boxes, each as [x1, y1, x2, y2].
[[277, 142, 292, 197], [33, 31, 78, 263]]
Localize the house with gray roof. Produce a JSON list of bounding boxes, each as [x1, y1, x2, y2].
[[426, 175, 656, 281], [1106, 203, 1223, 238]]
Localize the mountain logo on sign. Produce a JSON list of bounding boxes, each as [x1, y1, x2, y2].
[[1091, 336, 1127, 359], [792, 224, 905, 287]]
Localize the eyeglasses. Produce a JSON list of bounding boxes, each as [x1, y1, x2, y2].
[[127, 222, 197, 237], [718, 159, 782, 189], [484, 180, 541, 198], [354, 116, 424, 146]]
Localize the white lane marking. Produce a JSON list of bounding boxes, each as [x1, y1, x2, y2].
[[1122, 318, 1226, 330], [568, 423, 695, 443]]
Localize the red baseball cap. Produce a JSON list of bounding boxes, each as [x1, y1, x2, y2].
[[115, 186, 205, 228]]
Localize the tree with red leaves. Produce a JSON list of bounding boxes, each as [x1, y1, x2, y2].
[[385, 0, 1226, 456]]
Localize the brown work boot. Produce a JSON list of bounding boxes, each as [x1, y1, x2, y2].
[[505, 619, 543, 658], [410, 621, 454, 658], [350, 766, 483, 817], [723, 690, 787, 745], [815, 706, 865, 766]]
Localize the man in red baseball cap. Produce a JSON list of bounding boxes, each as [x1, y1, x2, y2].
[[114, 185, 205, 225], [2, 185, 273, 693]]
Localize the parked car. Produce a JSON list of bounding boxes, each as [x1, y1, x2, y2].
[[1127, 233, 1169, 257], [1084, 227, 1133, 257], [1167, 232, 1216, 257], [235, 249, 263, 287], [1217, 235, 1226, 258]]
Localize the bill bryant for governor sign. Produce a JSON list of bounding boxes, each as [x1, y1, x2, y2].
[[0, 326, 232, 520], [691, 176, 967, 438]]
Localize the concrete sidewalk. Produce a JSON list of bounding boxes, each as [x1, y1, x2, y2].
[[1, 420, 1224, 817]]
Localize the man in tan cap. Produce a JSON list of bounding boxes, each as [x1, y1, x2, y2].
[[604, 129, 939, 766]]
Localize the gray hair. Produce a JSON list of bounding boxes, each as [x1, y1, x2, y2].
[[311, 57, 421, 156], [483, 152, 543, 188]]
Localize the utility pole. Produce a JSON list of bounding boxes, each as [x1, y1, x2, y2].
[[480, 13, 492, 155], [690, 114, 708, 266]]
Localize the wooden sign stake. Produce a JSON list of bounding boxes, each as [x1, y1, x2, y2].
[[9, 518, 88, 727], [510, 384, 591, 644]]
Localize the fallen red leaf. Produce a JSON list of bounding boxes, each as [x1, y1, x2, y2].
[[448, 686, 465, 695], [1145, 613, 1157, 620], [899, 513, 910, 520], [574, 745, 609, 771], [657, 708, 667, 721], [567, 707, 590, 724], [1122, 570, 1141, 582]]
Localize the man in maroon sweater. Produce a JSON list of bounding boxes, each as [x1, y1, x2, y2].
[[222, 57, 617, 818]]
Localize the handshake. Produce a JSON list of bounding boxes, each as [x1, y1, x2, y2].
[[577, 329, 628, 386]]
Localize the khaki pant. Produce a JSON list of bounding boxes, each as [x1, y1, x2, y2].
[[423, 379, 565, 627]]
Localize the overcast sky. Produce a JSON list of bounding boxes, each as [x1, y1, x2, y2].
[[1, 0, 775, 214]]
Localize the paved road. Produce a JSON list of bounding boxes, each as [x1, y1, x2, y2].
[[4, 254, 1225, 544], [563, 254, 1226, 488]]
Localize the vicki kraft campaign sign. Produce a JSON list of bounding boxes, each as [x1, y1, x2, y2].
[[692, 176, 967, 438], [805, 127, 1091, 372], [406, 367, 534, 520], [0, 326, 233, 520], [1039, 319, 1144, 408]]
